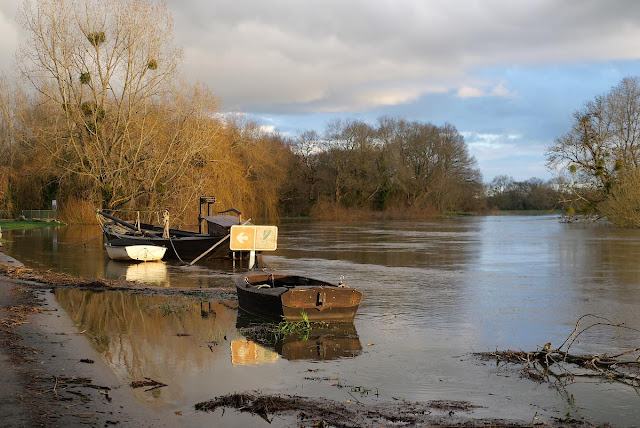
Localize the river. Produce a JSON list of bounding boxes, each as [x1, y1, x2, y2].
[[3, 215, 640, 426]]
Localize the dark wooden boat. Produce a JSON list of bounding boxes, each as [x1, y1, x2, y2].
[[96, 201, 248, 262], [99, 216, 236, 260], [235, 272, 363, 322]]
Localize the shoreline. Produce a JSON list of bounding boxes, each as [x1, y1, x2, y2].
[[0, 253, 172, 426]]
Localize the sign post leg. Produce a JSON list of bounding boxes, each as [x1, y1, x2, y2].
[[248, 250, 256, 270]]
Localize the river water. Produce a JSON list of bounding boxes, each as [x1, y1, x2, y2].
[[3, 216, 640, 426]]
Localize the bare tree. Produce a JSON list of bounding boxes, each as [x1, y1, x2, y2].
[[546, 76, 640, 216], [17, 0, 183, 209]]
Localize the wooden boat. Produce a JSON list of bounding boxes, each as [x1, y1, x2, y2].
[[96, 207, 248, 262], [235, 272, 363, 322], [100, 219, 233, 260], [104, 239, 167, 262]]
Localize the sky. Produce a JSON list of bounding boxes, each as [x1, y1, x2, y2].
[[2, 1, 640, 182]]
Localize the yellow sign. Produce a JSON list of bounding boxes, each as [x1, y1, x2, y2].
[[230, 225, 278, 251]]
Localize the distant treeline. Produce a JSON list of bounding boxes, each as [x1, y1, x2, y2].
[[486, 175, 564, 212], [282, 118, 485, 218]]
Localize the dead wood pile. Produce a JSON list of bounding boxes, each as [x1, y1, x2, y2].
[[476, 315, 640, 388]]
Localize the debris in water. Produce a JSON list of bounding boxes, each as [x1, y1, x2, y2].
[[130, 377, 167, 391]]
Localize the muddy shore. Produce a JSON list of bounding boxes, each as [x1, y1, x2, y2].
[[0, 253, 606, 427]]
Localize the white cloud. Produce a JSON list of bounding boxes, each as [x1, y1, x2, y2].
[[258, 124, 276, 134], [490, 81, 517, 98], [0, 1, 19, 67], [457, 86, 486, 98], [456, 80, 517, 99]]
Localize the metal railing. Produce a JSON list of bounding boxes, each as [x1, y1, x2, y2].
[[21, 209, 57, 220]]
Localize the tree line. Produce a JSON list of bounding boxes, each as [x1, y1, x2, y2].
[[0, 0, 622, 225], [486, 176, 564, 212], [0, 0, 488, 224], [281, 118, 485, 217]]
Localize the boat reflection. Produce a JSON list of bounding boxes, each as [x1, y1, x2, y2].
[[230, 339, 279, 366], [106, 259, 169, 285], [236, 312, 362, 361]]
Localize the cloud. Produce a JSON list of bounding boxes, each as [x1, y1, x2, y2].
[[462, 130, 551, 180], [164, 0, 640, 113], [3, 0, 639, 114], [457, 86, 486, 98], [490, 81, 517, 98], [0, 1, 19, 67], [258, 124, 276, 134]]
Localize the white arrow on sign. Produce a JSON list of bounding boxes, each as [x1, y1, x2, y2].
[[236, 232, 249, 244]]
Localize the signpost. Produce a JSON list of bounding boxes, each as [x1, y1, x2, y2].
[[230, 225, 278, 268]]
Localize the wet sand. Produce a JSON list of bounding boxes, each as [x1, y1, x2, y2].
[[0, 260, 173, 426]]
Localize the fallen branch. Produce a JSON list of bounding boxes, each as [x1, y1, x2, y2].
[[476, 315, 640, 389]]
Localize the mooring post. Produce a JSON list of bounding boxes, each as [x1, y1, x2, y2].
[[198, 197, 203, 234]]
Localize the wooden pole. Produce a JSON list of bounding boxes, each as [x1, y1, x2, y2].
[[188, 233, 230, 265], [189, 218, 251, 265]]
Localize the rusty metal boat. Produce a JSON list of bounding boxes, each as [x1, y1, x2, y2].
[[235, 271, 363, 322]]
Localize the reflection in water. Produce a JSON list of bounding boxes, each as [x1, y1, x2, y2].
[[54, 288, 238, 406], [279, 326, 361, 360], [106, 260, 169, 284], [237, 312, 362, 361], [230, 340, 279, 365]]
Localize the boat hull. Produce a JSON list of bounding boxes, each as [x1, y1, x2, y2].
[[235, 273, 363, 322], [105, 243, 167, 262]]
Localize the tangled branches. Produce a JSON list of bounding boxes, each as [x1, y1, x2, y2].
[[477, 315, 640, 389]]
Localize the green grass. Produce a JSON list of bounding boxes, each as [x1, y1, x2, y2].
[[0, 220, 63, 230]]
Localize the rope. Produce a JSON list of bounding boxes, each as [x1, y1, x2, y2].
[[95, 212, 105, 230], [160, 209, 187, 264], [167, 233, 187, 264]]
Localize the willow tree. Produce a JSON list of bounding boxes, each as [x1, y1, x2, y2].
[[17, 0, 187, 209]]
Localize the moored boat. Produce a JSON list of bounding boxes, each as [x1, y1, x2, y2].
[[95, 197, 250, 262], [235, 272, 363, 322], [104, 239, 167, 262]]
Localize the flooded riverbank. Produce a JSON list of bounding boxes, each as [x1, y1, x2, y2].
[[2, 216, 640, 426]]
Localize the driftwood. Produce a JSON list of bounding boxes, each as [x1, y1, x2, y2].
[[130, 377, 167, 391], [476, 314, 640, 389], [194, 392, 597, 427]]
